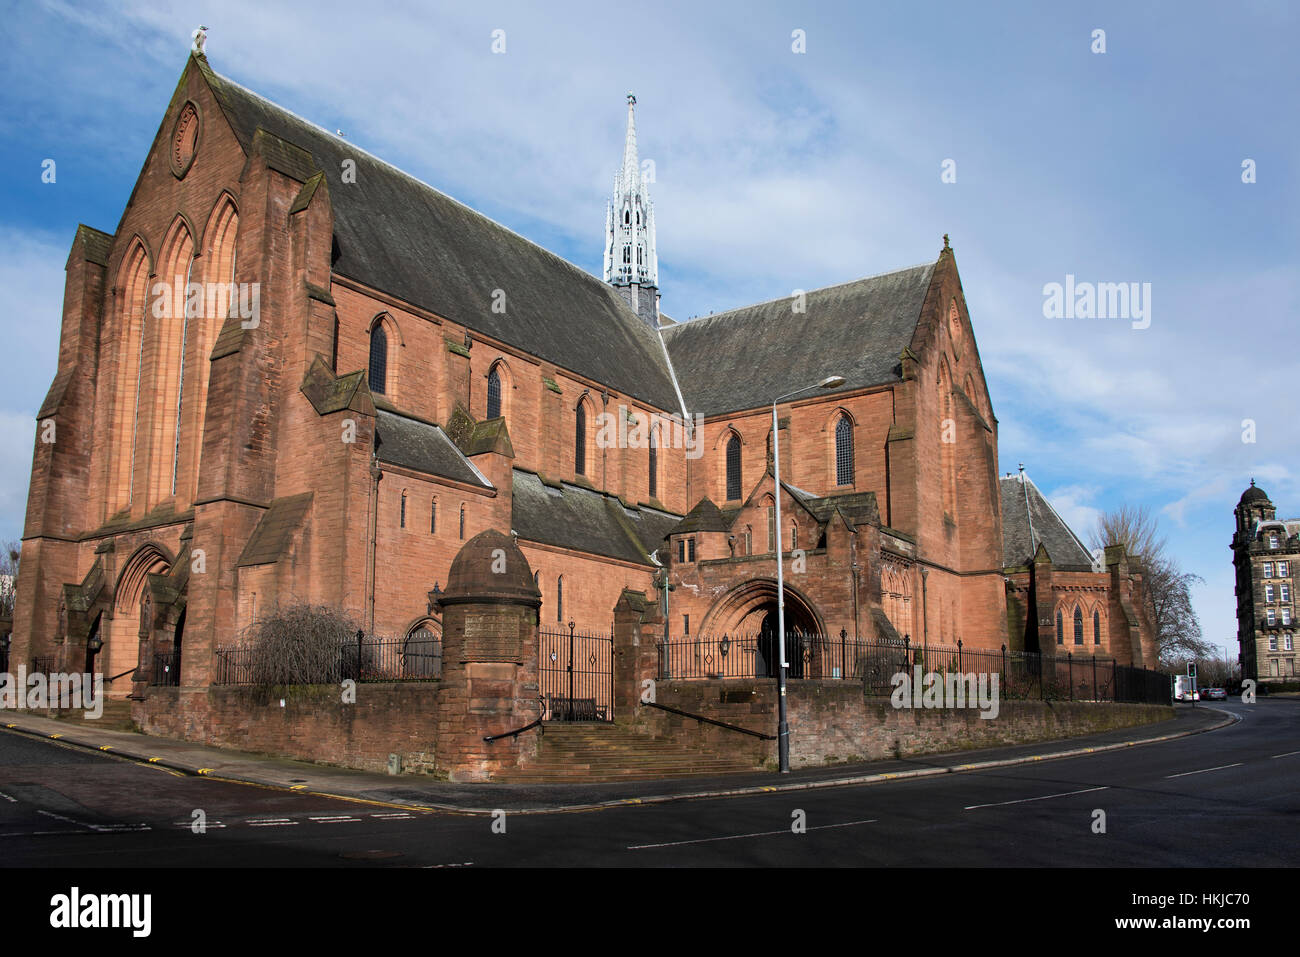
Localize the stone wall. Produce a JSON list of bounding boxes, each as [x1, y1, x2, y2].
[[633, 679, 1173, 769], [138, 683, 441, 775]]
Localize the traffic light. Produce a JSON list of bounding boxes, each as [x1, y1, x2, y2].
[[1187, 663, 1197, 678]]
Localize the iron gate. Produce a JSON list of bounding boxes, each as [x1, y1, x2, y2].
[[539, 622, 613, 721]]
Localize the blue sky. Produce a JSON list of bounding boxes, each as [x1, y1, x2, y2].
[[1, 1, 1297, 657]]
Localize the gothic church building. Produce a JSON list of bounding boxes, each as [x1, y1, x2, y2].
[[12, 53, 1158, 704]]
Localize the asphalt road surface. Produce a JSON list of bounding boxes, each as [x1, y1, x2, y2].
[[1, 699, 1295, 867]]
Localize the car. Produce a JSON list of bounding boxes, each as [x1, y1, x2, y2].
[[1202, 687, 1227, 701]]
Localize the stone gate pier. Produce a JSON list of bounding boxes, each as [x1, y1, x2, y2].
[[432, 530, 543, 781]]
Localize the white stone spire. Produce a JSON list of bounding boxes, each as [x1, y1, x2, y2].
[[603, 92, 659, 326]]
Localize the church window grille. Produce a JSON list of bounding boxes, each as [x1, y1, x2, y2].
[[725, 434, 741, 500], [1073, 607, 1083, 645], [459, 504, 466, 540], [430, 499, 437, 534], [487, 366, 502, 420], [683, 614, 689, 636], [745, 526, 752, 555], [400, 491, 406, 529], [1056, 611, 1063, 645], [1093, 610, 1101, 645], [369, 324, 388, 394], [835, 415, 854, 486], [556, 576, 564, 622]]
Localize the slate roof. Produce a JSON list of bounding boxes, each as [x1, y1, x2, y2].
[[237, 493, 313, 567], [196, 57, 680, 410], [661, 263, 937, 417], [512, 470, 680, 566], [999, 474, 1093, 569], [374, 410, 490, 488]]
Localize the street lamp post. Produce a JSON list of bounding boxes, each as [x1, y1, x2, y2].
[[773, 374, 845, 773]]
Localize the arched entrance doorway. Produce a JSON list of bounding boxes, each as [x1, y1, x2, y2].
[[702, 579, 824, 680], [110, 543, 171, 698]]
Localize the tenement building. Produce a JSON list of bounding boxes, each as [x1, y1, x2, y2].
[[1232, 481, 1299, 682], [12, 51, 1158, 709]]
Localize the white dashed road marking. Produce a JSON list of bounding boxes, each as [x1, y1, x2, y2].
[[964, 786, 1109, 810], [1164, 763, 1243, 779], [628, 818, 877, 850]]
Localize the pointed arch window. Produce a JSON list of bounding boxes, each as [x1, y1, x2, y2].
[[369, 323, 388, 394], [486, 365, 502, 420], [575, 403, 587, 475], [1073, 606, 1084, 645], [835, 415, 854, 486], [1056, 610, 1064, 645], [648, 429, 658, 500], [1093, 609, 1101, 645], [725, 434, 741, 501]]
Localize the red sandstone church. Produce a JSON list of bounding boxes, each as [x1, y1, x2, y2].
[[11, 52, 1158, 706]]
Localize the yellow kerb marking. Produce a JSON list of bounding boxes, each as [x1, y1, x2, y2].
[[197, 768, 214, 775]]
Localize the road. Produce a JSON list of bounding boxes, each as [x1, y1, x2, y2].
[[0, 699, 1296, 867]]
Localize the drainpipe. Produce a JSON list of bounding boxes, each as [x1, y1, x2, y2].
[[921, 566, 930, 655], [850, 533, 860, 641], [367, 456, 382, 635]]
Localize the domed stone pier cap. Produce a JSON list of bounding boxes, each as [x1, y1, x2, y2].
[[438, 530, 542, 609]]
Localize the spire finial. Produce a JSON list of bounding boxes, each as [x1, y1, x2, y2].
[[943, 233, 950, 250], [191, 25, 208, 55], [1251, 478, 1256, 487], [627, 91, 636, 106]]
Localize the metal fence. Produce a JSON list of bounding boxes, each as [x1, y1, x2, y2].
[[658, 632, 1172, 706], [213, 633, 442, 686], [539, 624, 613, 721], [151, 650, 181, 687]]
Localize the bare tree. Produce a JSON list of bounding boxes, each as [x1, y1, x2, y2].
[[245, 602, 367, 687], [1089, 508, 1209, 665], [0, 540, 19, 618]]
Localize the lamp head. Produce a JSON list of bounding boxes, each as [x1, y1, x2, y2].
[[819, 375, 846, 389]]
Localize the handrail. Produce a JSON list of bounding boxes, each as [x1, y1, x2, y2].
[[642, 700, 776, 740], [482, 716, 544, 743], [483, 696, 547, 743], [106, 668, 137, 684]]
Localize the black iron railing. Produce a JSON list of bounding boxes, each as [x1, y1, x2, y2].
[[658, 634, 1172, 707], [213, 634, 442, 686], [659, 631, 904, 681], [539, 623, 613, 721], [151, 651, 181, 687]]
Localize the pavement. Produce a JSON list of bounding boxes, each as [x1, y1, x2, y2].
[[0, 703, 1235, 814]]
